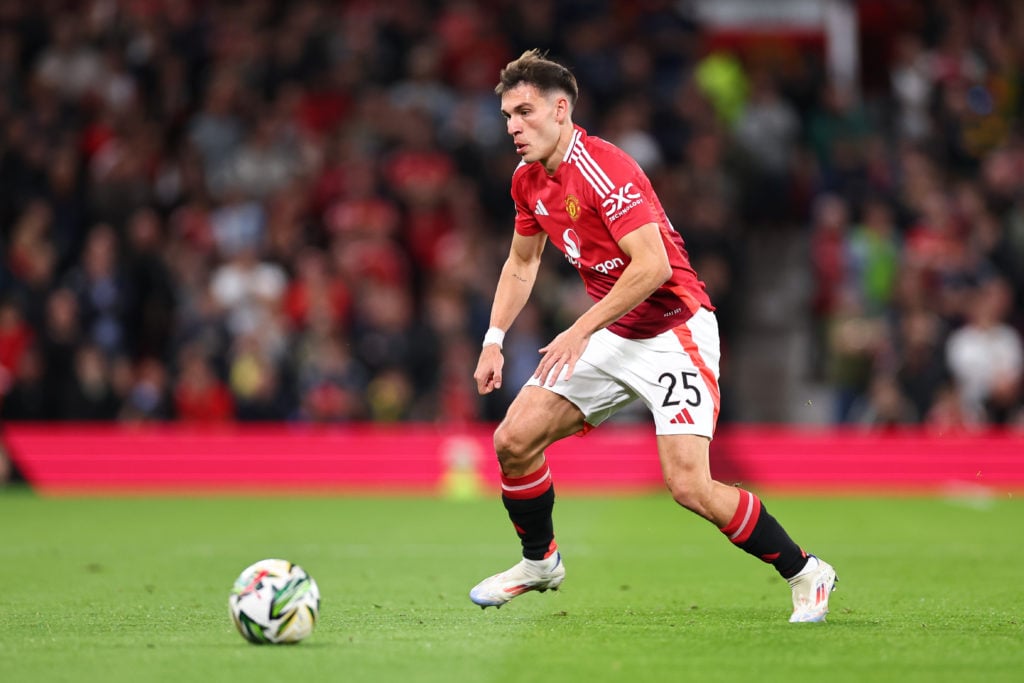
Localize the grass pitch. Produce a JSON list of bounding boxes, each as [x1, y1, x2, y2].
[[0, 487, 1020, 683]]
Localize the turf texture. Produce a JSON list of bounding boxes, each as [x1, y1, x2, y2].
[[0, 487, 1020, 683]]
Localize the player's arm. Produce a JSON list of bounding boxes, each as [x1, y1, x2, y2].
[[474, 230, 548, 394], [573, 222, 670, 334], [534, 222, 670, 386]]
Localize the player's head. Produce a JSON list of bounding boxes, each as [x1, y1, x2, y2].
[[495, 50, 578, 108], [496, 50, 578, 169]]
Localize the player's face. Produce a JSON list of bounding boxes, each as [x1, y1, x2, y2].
[[500, 83, 566, 170]]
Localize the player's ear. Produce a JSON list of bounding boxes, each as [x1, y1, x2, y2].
[[555, 96, 569, 123]]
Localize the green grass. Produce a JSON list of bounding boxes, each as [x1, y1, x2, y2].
[[0, 487, 1021, 683]]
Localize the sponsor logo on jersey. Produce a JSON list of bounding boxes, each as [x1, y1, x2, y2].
[[565, 195, 580, 221], [592, 257, 625, 274], [561, 227, 625, 275], [562, 228, 581, 260], [602, 182, 643, 220], [535, 199, 549, 216]]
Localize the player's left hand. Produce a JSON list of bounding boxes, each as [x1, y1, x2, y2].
[[535, 326, 590, 386]]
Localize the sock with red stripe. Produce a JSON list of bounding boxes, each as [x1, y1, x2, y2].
[[719, 488, 807, 579], [501, 462, 557, 561]]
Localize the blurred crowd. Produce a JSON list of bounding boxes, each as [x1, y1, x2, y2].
[[0, 0, 1022, 428], [807, 0, 1024, 429]]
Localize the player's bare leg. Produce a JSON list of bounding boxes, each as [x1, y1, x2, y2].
[[491, 386, 585, 477], [470, 387, 583, 608], [657, 434, 837, 622], [657, 433, 742, 524]]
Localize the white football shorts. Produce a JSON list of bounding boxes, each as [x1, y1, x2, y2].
[[525, 307, 721, 437]]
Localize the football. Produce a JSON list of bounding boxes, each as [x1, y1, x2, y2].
[[228, 559, 320, 644]]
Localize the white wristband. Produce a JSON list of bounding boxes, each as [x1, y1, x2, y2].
[[482, 327, 505, 349]]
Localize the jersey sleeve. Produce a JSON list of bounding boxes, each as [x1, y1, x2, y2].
[[511, 167, 542, 236], [591, 148, 660, 243]]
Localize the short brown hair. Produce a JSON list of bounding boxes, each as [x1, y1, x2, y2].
[[495, 49, 578, 107]]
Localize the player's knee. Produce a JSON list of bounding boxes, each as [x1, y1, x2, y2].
[[665, 477, 713, 516], [492, 422, 535, 471], [492, 425, 525, 466]]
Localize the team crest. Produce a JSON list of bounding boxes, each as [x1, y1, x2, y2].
[[565, 195, 580, 221]]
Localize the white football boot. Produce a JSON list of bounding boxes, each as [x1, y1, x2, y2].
[[787, 555, 838, 623], [469, 553, 565, 608]]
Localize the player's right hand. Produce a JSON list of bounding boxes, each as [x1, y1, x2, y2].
[[474, 344, 504, 394]]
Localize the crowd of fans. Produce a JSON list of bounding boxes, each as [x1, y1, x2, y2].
[[0, 0, 1022, 429], [807, 1, 1024, 429]]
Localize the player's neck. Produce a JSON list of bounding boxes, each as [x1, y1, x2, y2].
[[541, 122, 575, 175]]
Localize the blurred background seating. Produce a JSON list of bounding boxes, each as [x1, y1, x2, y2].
[[1, 0, 1021, 430]]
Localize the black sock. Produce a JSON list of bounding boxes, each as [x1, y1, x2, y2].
[[500, 463, 557, 560], [719, 489, 807, 579]]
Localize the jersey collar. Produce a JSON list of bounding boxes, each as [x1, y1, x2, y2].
[[561, 125, 585, 164]]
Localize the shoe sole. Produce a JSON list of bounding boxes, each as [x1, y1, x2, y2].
[[471, 575, 564, 609]]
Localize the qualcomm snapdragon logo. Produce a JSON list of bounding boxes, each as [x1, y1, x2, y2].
[[561, 228, 624, 275], [562, 228, 581, 260]]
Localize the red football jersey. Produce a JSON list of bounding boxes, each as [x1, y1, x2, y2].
[[512, 125, 712, 338]]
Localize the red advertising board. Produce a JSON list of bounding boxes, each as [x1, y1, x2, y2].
[[3, 423, 1022, 495]]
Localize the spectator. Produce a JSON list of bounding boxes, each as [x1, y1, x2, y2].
[[217, 108, 309, 200], [44, 142, 89, 272], [229, 333, 292, 422], [807, 81, 871, 200], [121, 357, 173, 422], [854, 373, 919, 428], [733, 68, 800, 225], [294, 330, 368, 423], [62, 224, 128, 358], [208, 242, 288, 361], [945, 277, 1023, 424], [188, 70, 245, 191], [389, 41, 456, 126], [32, 13, 104, 104], [603, 99, 663, 173], [283, 247, 352, 333], [173, 346, 235, 423], [925, 383, 983, 432], [0, 346, 49, 421], [827, 291, 889, 423], [889, 33, 934, 143], [123, 207, 177, 361], [0, 298, 34, 400], [38, 288, 81, 418], [894, 308, 949, 423], [350, 281, 434, 390], [4, 200, 58, 330], [845, 197, 902, 316], [63, 344, 121, 420], [809, 194, 851, 378]]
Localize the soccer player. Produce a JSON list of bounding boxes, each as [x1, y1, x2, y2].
[[469, 50, 837, 622]]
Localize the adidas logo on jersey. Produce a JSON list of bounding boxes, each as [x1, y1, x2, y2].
[[535, 199, 549, 216]]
